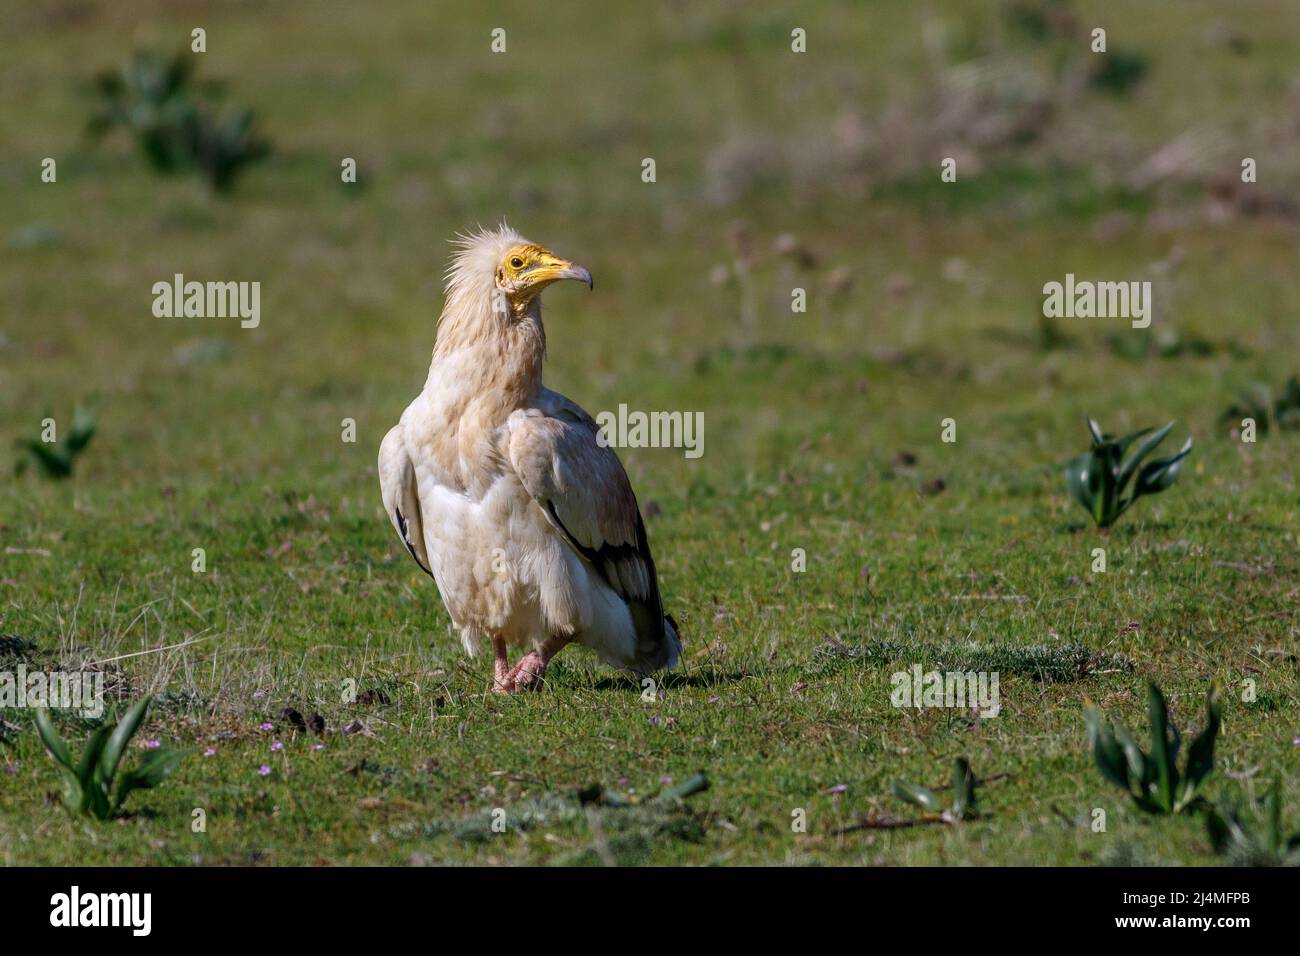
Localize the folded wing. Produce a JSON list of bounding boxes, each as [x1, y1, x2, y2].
[[378, 424, 432, 578], [505, 397, 668, 655]]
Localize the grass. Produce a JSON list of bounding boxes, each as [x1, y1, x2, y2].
[[1, 0, 1298, 865]]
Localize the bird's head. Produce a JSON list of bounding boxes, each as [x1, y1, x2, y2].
[[494, 242, 593, 309]]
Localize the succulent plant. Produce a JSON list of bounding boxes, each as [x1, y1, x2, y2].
[[1066, 419, 1192, 528], [893, 757, 979, 822], [87, 48, 269, 192], [34, 697, 186, 819], [1224, 375, 1300, 434], [1206, 779, 1300, 866], [1086, 683, 1220, 815], [14, 407, 96, 479]]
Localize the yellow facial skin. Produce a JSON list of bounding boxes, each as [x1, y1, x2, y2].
[[499, 243, 593, 301]]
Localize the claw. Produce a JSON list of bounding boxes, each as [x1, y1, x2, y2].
[[512, 651, 547, 691], [490, 638, 568, 694]]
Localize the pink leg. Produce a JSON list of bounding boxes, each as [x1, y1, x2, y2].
[[502, 635, 572, 693], [491, 638, 513, 694], [510, 651, 548, 691]]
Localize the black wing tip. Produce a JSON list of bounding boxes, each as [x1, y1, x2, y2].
[[394, 506, 434, 578]]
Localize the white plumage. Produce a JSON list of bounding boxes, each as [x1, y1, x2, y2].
[[378, 225, 680, 692]]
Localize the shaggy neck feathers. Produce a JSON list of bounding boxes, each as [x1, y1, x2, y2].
[[430, 225, 546, 415]]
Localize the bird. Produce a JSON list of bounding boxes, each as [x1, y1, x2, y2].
[[378, 224, 681, 693]]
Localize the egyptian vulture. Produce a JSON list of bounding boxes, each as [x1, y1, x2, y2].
[[379, 225, 680, 693]]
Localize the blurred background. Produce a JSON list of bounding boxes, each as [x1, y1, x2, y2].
[[2, 0, 1298, 607]]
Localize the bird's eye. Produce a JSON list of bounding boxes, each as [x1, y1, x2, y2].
[[510, 257, 523, 269]]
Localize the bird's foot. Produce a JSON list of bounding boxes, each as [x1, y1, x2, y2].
[[492, 651, 547, 694], [511, 651, 547, 691]]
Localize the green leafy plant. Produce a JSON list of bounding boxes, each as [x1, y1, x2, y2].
[[1206, 779, 1300, 866], [1224, 382, 1275, 435], [1154, 326, 1215, 359], [34, 696, 186, 819], [1278, 376, 1300, 429], [87, 50, 201, 172], [1036, 313, 1070, 352], [578, 772, 709, 808], [1066, 418, 1192, 527], [1223, 375, 1300, 435], [192, 107, 272, 192], [1089, 48, 1149, 96], [1105, 329, 1149, 363], [87, 48, 269, 192], [14, 408, 96, 479], [1086, 683, 1220, 815], [893, 757, 979, 822]]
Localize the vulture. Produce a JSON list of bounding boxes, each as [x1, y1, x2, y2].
[[379, 225, 680, 692]]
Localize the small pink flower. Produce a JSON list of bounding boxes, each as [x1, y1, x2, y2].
[[311, 743, 323, 751], [660, 775, 673, 786], [253, 690, 266, 699], [203, 748, 217, 757], [1292, 737, 1300, 745], [270, 741, 283, 752], [3, 764, 16, 775], [828, 784, 848, 794], [259, 722, 273, 731], [144, 739, 161, 750], [257, 765, 271, 776]]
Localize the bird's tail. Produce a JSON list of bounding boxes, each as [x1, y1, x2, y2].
[[661, 613, 682, 671], [627, 611, 681, 676]]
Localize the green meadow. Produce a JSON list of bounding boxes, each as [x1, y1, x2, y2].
[[1, 0, 1297, 865]]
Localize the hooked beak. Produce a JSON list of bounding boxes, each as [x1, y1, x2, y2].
[[527, 254, 593, 291]]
